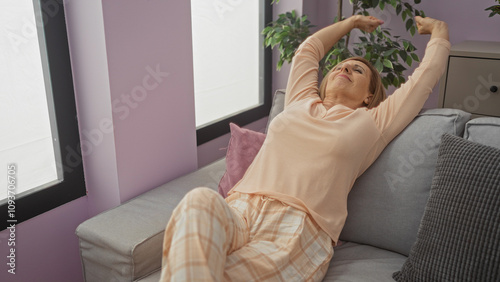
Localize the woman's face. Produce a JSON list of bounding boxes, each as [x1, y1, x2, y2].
[[324, 59, 373, 108]]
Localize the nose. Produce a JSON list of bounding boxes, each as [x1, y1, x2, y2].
[[340, 64, 351, 73]]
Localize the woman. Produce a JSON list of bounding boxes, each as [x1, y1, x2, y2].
[[160, 15, 450, 281]]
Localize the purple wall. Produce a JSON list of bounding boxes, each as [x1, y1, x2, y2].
[[0, 1, 498, 281], [101, 0, 198, 202], [0, 197, 88, 282], [65, 0, 121, 218]]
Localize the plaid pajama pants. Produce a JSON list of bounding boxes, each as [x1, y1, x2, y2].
[[160, 187, 334, 282]]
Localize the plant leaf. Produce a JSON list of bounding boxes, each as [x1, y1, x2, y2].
[[375, 57, 384, 73], [399, 51, 407, 61], [379, 0, 385, 10], [406, 19, 414, 31], [403, 41, 410, 50], [383, 49, 397, 57], [383, 59, 394, 69], [405, 56, 412, 67]]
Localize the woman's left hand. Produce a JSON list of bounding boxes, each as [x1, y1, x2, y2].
[[353, 15, 384, 33], [414, 16, 449, 41]]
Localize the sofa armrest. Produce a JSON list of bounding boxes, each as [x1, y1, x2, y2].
[[76, 159, 226, 282]]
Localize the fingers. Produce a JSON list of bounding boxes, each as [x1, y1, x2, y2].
[[415, 16, 426, 34], [414, 16, 449, 40], [371, 16, 385, 26], [355, 15, 384, 33], [366, 16, 384, 28], [414, 16, 436, 35]]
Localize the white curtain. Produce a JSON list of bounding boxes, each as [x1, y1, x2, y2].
[[0, 0, 59, 201], [191, 0, 260, 127]]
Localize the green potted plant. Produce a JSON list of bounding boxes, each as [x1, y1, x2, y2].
[[485, 0, 500, 17], [263, 0, 426, 89]]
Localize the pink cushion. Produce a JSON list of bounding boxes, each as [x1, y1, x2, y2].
[[218, 123, 266, 198]]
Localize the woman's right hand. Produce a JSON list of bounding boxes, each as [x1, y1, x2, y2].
[[352, 15, 385, 33]]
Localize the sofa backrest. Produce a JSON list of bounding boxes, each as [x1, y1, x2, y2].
[[463, 117, 500, 148], [339, 108, 471, 256], [266, 89, 286, 132]]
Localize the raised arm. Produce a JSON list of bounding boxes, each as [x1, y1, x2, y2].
[[285, 16, 384, 107], [368, 16, 450, 143], [313, 15, 384, 55]]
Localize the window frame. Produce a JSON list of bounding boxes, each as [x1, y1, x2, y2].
[[195, 0, 273, 146], [1, 0, 85, 230]]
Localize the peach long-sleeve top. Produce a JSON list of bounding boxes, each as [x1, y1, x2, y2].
[[229, 36, 450, 244]]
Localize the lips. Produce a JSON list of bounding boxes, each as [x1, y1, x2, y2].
[[337, 74, 351, 82]]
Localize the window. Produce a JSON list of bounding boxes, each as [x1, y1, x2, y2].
[[0, 0, 85, 230], [191, 0, 272, 145]]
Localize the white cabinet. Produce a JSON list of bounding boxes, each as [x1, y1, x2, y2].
[[438, 41, 500, 117]]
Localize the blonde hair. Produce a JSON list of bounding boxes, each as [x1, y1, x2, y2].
[[319, 57, 386, 109]]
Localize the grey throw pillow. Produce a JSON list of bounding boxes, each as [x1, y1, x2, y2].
[[393, 134, 500, 282]]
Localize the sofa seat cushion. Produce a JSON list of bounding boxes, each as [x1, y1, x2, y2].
[[323, 242, 407, 281], [136, 271, 161, 282], [137, 242, 407, 282], [340, 108, 471, 256], [76, 159, 226, 282]]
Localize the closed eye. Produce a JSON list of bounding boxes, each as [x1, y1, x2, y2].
[[334, 63, 365, 74], [354, 64, 366, 74]]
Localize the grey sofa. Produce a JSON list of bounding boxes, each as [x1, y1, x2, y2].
[[76, 90, 500, 281]]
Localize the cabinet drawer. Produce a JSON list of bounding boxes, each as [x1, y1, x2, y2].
[[443, 56, 500, 117]]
